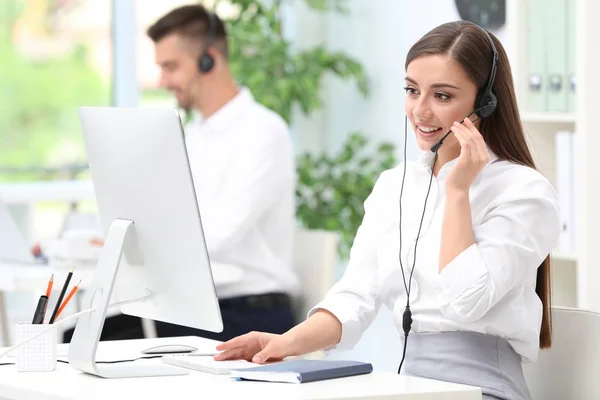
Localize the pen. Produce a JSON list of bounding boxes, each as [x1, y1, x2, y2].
[[49, 267, 74, 324], [54, 279, 81, 320], [32, 295, 48, 324], [45, 274, 54, 298]]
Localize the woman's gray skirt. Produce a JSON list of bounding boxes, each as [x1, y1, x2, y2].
[[400, 331, 532, 400]]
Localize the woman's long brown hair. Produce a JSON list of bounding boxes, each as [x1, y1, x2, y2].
[[406, 21, 552, 348]]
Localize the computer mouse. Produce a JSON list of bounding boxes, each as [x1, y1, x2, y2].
[[141, 344, 198, 355]]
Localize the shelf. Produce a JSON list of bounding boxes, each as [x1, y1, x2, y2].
[[521, 112, 576, 124]]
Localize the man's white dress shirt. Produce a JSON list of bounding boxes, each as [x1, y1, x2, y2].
[[310, 149, 560, 363], [185, 87, 299, 299]]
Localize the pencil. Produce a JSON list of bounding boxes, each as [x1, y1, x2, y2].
[[45, 274, 54, 298], [54, 280, 81, 320], [49, 267, 74, 324]]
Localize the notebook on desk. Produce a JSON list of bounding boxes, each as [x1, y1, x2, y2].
[[230, 359, 373, 384]]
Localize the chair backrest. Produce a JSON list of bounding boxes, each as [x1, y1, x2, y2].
[[523, 306, 600, 399], [292, 229, 339, 323]]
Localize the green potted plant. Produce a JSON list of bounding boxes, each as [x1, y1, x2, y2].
[[222, 0, 368, 122], [295, 133, 396, 258], [220, 0, 397, 257]]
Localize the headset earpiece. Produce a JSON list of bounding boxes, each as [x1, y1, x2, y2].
[[474, 92, 497, 119], [198, 52, 214, 73], [198, 11, 217, 73]]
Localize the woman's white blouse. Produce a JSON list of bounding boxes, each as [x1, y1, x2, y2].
[[309, 150, 561, 363]]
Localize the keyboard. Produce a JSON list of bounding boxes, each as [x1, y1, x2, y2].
[[162, 354, 258, 375]]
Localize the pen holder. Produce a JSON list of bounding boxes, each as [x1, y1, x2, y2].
[[15, 322, 57, 372]]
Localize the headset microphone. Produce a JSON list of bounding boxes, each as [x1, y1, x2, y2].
[[429, 108, 482, 153]]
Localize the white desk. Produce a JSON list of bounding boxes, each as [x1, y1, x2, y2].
[[0, 336, 481, 400]]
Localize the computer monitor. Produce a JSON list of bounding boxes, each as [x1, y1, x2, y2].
[[68, 106, 223, 378], [0, 200, 36, 265]]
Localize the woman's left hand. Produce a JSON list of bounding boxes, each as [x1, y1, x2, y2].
[[445, 117, 489, 193]]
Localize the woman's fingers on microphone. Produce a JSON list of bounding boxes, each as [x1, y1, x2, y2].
[[453, 122, 478, 160], [463, 117, 489, 165]]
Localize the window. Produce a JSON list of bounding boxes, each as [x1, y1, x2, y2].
[[0, 0, 111, 182]]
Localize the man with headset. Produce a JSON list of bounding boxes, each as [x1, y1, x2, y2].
[[143, 4, 299, 341], [62, 3, 299, 344]]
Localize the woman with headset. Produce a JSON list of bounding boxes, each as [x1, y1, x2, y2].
[[215, 21, 560, 400]]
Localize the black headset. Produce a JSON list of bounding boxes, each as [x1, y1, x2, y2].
[[473, 28, 499, 119], [397, 26, 499, 374], [430, 27, 498, 153], [198, 11, 217, 73]]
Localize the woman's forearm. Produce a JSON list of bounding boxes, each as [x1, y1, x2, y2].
[[439, 189, 475, 272], [283, 309, 342, 356]]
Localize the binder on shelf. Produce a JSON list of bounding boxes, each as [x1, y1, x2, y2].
[[571, 130, 578, 256], [566, 0, 577, 112], [555, 130, 576, 256], [526, 0, 548, 112], [545, 0, 568, 112]]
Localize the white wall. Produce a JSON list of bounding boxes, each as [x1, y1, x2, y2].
[[288, 0, 508, 372]]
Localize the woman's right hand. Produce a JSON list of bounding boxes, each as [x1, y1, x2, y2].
[[215, 310, 342, 364], [214, 331, 294, 364]]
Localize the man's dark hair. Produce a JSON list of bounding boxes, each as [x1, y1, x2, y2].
[[147, 4, 228, 59]]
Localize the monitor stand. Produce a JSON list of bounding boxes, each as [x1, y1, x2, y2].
[[67, 218, 187, 378]]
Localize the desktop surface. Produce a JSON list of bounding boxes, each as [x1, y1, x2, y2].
[[0, 336, 481, 400]]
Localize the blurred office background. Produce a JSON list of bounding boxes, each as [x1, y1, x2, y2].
[[2, 0, 598, 372]]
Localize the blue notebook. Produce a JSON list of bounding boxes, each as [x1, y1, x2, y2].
[[229, 359, 373, 384]]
